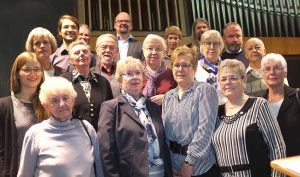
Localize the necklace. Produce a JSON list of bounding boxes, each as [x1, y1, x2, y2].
[[227, 94, 245, 109]]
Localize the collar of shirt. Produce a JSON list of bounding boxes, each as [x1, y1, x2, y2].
[[99, 62, 116, 76], [246, 65, 262, 78], [171, 80, 197, 97], [57, 44, 69, 55], [72, 69, 98, 83], [117, 34, 134, 42]]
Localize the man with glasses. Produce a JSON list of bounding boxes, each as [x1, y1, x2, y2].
[[91, 33, 121, 97], [221, 22, 249, 67], [114, 12, 143, 60]]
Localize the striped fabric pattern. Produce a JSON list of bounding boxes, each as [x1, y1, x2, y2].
[[212, 97, 286, 177], [162, 81, 219, 175]]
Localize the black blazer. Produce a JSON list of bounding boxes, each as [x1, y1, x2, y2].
[[117, 38, 143, 61], [97, 95, 172, 177], [263, 85, 300, 156], [0, 97, 18, 177], [61, 72, 113, 131]]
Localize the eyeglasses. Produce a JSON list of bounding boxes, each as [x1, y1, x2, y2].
[[202, 42, 221, 48], [20, 67, 42, 74], [263, 65, 284, 73], [145, 47, 163, 53], [173, 63, 193, 70], [72, 49, 89, 56], [50, 95, 71, 106], [219, 75, 243, 83], [115, 20, 131, 24], [122, 71, 142, 78]]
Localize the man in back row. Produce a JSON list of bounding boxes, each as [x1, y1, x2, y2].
[[221, 22, 249, 67], [114, 12, 143, 61]]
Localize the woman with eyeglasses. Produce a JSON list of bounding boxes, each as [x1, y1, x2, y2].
[[195, 30, 227, 105], [162, 46, 220, 177], [142, 34, 177, 106], [262, 53, 300, 157], [25, 27, 64, 78], [0, 52, 48, 177], [98, 56, 172, 177], [17, 77, 104, 177], [61, 40, 113, 131], [212, 59, 286, 177]]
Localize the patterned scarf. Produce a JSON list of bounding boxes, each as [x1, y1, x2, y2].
[[121, 90, 163, 167], [199, 56, 221, 89], [143, 63, 167, 98]]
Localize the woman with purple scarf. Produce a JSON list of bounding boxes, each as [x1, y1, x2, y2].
[[142, 34, 177, 105]]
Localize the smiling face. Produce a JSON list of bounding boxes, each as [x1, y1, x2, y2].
[[114, 12, 132, 35], [59, 19, 78, 43], [219, 67, 246, 99], [43, 91, 75, 122], [96, 37, 119, 66], [119, 65, 143, 98], [143, 39, 165, 70], [32, 35, 52, 61], [262, 60, 286, 88], [18, 60, 43, 91], [69, 43, 91, 69], [201, 39, 222, 64], [78, 25, 90, 44]]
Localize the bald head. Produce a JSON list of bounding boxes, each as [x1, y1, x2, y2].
[[244, 38, 266, 65], [114, 12, 132, 38]]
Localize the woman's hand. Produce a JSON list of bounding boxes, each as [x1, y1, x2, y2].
[[179, 163, 193, 177], [150, 94, 164, 105]]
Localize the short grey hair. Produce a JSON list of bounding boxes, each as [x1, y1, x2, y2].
[[142, 34, 167, 52], [200, 30, 224, 51], [25, 27, 57, 53], [95, 33, 118, 49], [218, 59, 246, 79], [39, 77, 77, 105], [261, 53, 287, 72]]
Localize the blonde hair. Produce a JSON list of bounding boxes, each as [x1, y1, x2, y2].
[[25, 27, 57, 53], [218, 59, 246, 79], [115, 56, 144, 82], [171, 45, 198, 71]]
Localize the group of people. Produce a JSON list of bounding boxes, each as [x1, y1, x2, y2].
[[1, 11, 299, 177]]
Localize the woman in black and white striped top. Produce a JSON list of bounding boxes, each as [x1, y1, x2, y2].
[[212, 59, 286, 177]]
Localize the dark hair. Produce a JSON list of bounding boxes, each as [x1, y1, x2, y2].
[[57, 14, 79, 40]]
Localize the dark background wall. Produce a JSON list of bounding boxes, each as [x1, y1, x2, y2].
[[0, 0, 77, 97]]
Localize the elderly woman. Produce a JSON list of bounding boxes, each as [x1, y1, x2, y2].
[[262, 53, 300, 157], [195, 30, 226, 105], [162, 46, 219, 177], [164, 26, 182, 63], [142, 34, 177, 105], [98, 56, 172, 177], [25, 27, 64, 77], [0, 52, 47, 177], [61, 40, 113, 130], [213, 59, 286, 177], [17, 77, 103, 177]]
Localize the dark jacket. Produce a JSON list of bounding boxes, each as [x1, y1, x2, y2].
[[61, 72, 113, 131], [117, 38, 143, 61], [263, 85, 300, 156], [0, 97, 17, 177], [97, 95, 172, 177]]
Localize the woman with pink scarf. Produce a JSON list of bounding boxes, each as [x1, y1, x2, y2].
[[142, 34, 177, 105]]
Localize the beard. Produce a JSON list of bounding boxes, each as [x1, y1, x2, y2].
[[227, 43, 242, 53]]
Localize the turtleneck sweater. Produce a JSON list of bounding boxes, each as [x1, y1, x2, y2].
[[17, 117, 104, 177]]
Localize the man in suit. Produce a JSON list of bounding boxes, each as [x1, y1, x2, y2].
[[114, 12, 143, 60], [221, 22, 249, 67]]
